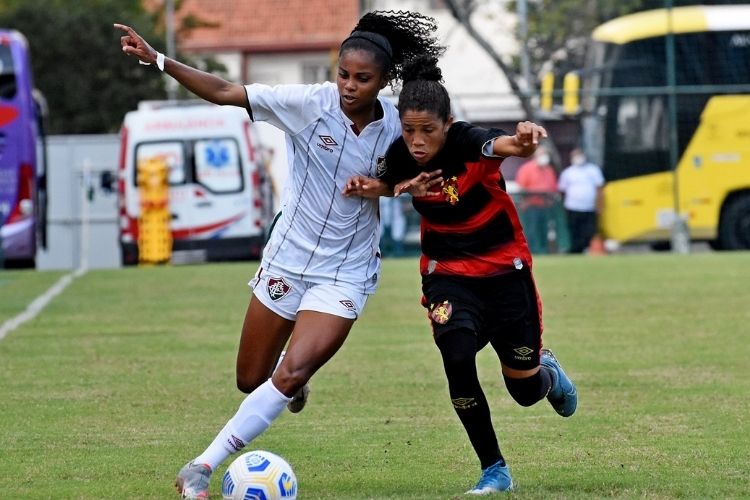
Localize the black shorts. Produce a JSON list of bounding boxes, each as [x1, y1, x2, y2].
[[421, 270, 543, 370]]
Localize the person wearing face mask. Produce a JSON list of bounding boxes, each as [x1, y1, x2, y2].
[[558, 148, 605, 254], [515, 146, 558, 254]]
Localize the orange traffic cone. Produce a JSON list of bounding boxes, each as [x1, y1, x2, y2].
[[587, 234, 606, 256]]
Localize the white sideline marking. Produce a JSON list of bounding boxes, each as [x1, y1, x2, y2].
[[0, 267, 87, 341]]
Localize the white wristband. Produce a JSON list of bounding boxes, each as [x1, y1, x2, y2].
[[138, 52, 165, 71]]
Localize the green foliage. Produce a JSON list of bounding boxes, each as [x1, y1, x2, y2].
[[507, 0, 648, 79], [0, 0, 166, 134], [508, 0, 750, 82], [1, 254, 750, 497]]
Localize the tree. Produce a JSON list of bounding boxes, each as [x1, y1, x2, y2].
[[443, 0, 564, 163], [507, 0, 750, 84], [0, 0, 166, 133]]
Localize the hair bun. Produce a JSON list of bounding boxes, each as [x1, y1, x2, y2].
[[401, 54, 442, 83]]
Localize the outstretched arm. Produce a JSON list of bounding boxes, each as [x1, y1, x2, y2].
[[342, 176, 393, 198], [394, 170, 443, 197], [114, 23, 248, 107], [343, 169, 443, 199], [492, 121, 548, 158]]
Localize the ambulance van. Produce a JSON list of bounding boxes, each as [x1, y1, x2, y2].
[[118, 101, 271, 265]]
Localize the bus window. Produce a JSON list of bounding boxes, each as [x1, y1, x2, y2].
[[0, 44, 16, 99]]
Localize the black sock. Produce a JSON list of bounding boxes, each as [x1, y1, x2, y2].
[[436, 328, 505, 469], [503, 366, 553, 407]]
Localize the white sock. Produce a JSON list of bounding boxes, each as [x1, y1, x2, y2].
[[275, 350, 286, 372], [193, 379, 292, 470]]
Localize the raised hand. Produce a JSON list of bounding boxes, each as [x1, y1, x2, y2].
[[114, 23, 157, 65], [394, 169, 443, 197], [513, 121, 548, 154]]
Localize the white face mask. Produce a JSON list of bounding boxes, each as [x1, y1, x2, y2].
[[571, 155, 586, 166], [537, 154, 550, 166]]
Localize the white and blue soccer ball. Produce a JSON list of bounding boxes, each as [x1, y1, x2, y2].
[[222, 450, 298, 500]]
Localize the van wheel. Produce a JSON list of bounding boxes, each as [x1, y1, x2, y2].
[[120, 243, 139, 266], [718, 195, 750, 250]]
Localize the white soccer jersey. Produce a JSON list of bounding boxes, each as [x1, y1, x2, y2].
[[245, 82, 401, 294]]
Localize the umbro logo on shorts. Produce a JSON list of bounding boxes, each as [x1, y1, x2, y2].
[[267, 277, 292, 301], [339, 300, 356, 311]]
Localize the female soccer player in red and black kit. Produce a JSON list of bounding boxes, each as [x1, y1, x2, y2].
[[345, 54, 578, 494]]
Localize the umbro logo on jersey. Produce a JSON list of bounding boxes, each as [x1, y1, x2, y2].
[[267, 277, 292, 301], [317, 135, 338, 153]]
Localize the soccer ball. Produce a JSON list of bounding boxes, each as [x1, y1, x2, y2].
[[222, 450, 298, 500]]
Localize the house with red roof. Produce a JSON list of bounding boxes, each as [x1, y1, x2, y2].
[[147, 0, 359, 85]]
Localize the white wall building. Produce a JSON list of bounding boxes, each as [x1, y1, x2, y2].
[[367, 0, 525, 122]]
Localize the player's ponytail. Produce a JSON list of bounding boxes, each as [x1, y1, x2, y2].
[[398, 54, 451, 121], [341, 11, 444, 83]]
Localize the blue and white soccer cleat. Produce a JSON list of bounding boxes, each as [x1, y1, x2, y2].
[[541, 348, 578, 417], [466, 461, 513, 495], [175, 461, 212, 499]]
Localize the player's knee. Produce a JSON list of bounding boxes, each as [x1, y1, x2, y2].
[[271, 365, 310, 397], [440, 348, 475, 371], [236, 371, 266, 394], [504, 372, 546, 407], [436, 329, 477, 370]]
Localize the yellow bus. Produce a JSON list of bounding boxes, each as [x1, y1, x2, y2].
[[579, 5, 750, 249]]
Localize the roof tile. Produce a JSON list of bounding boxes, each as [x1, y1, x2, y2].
[[157, 0, 360, 52]]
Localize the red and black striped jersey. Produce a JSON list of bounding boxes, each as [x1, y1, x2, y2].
[[378, 121, 532, 278]]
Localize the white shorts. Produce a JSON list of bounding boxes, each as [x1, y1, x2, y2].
[[249, 271, 369, 321]]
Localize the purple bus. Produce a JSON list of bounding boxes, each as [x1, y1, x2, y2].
[[0, 29, 46, 268]]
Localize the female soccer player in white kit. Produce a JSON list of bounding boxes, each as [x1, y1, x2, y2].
[[115, 11, 444, 499]]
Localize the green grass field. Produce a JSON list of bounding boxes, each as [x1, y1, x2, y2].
[[1, 254, 749, 499]]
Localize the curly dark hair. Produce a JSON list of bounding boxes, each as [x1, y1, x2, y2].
[[398, 54, 451, 121], [340, 10, 445, 83]]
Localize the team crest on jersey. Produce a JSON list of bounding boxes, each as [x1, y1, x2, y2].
[[441, 176, 460, 205], [375, 155, 387, 177], [267, 277, 292, 301], [430, 300, 453, 325]]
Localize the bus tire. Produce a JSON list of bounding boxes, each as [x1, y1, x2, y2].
[[718, 194, 750, 250]]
